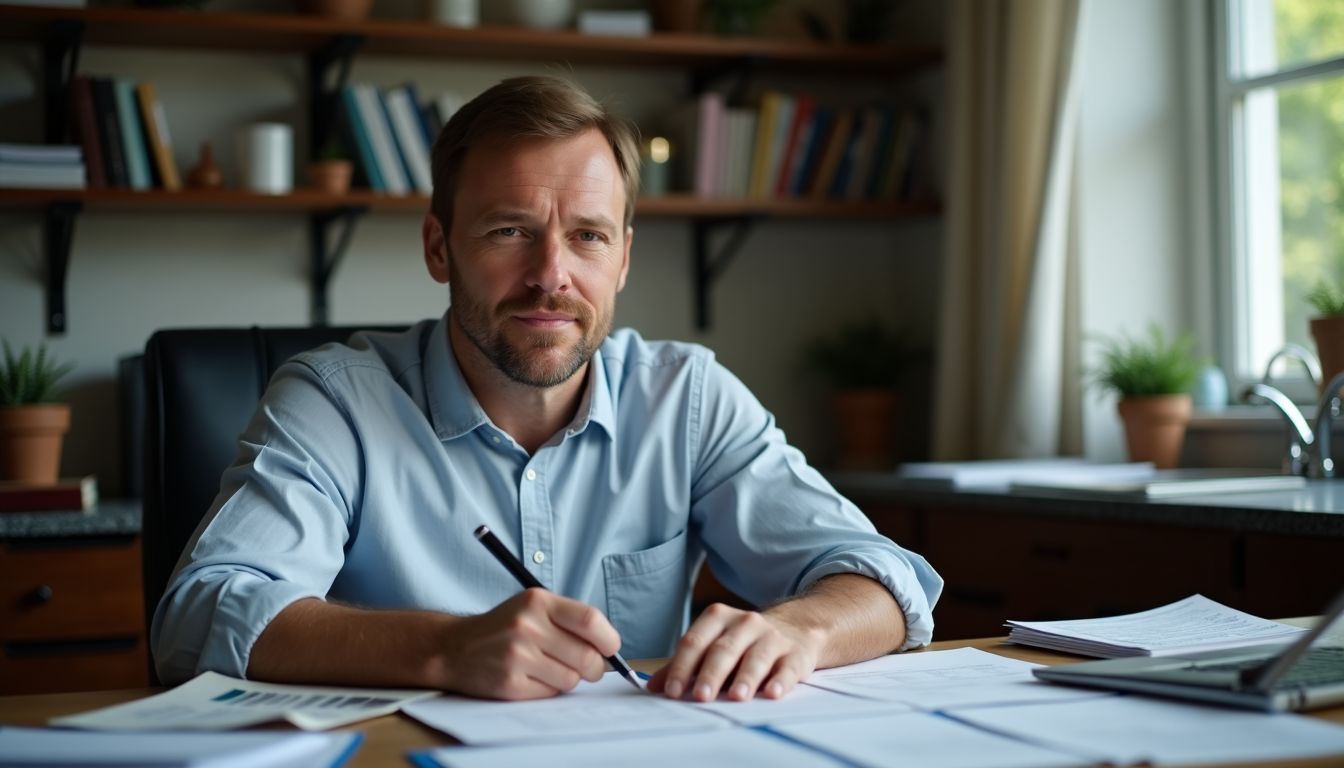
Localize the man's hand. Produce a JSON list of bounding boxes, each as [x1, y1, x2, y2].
[[439, 588, 621, 700], [646, 603, 823, 702], [646, 573, 906, 702]]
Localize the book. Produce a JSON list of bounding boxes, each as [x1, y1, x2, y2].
[[807, 108, 854, 198], [748, 90, 785, 198], [354, 83, 409, 195], [0, 162, 86, 188], [91, 77, 128, 187], [338, 85, 383, 192], [0, 727, 361, 768], [113, 79, 152, 190], [135, 81, 181, 190], [789, 106, 831, 197], [774, 93, 813, 197], [383, 84, 433, 194], [0, 475, 97, 512], [0, 143, 82, 164], [68, 75, 106, 188], [1006, 594, 1308, 658]]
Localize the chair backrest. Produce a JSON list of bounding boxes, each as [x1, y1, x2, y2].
[[141, 325, 406, 650]]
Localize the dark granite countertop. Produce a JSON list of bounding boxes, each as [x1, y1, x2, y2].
[[0, 498, 141, 539], [829, 474, 1344, 538]]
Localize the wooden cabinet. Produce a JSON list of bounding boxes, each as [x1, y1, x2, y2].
[[0, 536, 148, 694]]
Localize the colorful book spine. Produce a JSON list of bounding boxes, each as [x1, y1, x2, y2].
[[135, 81, 181, 191], [68, 75, 106, 189], [355, 83, 409, 195], [91, 77, 128, 188], [693, 91, 723, 198], [113, 79, 152, 190], [339, 85, 384, 192], [383, 85, 433, 194]]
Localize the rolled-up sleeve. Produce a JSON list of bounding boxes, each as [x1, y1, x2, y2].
[[151, 360, 361, 683], [689, 358, 942, 649]]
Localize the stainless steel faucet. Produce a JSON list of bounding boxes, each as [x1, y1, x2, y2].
[[1242, 365, 1344, 478], [1260, 343, 1321, 389]]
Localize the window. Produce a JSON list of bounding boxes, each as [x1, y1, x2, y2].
[[1215, 0, 1344, 394]]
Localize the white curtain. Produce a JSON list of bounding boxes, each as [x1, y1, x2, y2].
[[932, 0, 1085, 460]]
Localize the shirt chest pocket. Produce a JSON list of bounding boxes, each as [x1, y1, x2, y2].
[[601, 529, 690, 660]]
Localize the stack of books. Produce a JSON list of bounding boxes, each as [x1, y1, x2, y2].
[[0, 143, 85, 189], [0, 475, 98, 513], [670, 89, 927, 201], [67, 75, 179, 191], [336, 82, 460, 196]]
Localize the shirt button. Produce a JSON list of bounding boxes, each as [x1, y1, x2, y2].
[[525, 468, 537, 481], [532, 550, 545, 564], [492, 435, 501, 444]]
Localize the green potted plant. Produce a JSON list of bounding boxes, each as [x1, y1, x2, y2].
[[0, 341, 75, 485], [308, 140, 353, 195], [1306, 279, 1344, 395], [805, 320, 908, 469], [1092, 325, 1202, 469]]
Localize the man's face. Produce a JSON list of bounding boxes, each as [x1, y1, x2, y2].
[[423, 128, 632, 388]]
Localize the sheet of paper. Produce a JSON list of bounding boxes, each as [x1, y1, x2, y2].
[[49, 671, 438, 731], [688, 682, 913, 726], [804, 647, 1112, 710], [946, 696, 1344, 766], [0, 726, 362, 767], [401, 671, 729, 745], [411, 727, 844, 768], [770, 710, 1087, 768], [1006, 594, 1307, 657]]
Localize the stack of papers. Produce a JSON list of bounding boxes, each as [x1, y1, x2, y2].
[[0, 727, 361, 767], [1009, 467, 1306, 498], [896, 459, 1153, 489], [1006, 594, 1308, 658]]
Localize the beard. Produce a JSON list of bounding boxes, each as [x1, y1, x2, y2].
[[450, 280, 611, 389]]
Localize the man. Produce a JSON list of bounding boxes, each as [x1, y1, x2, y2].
[[152, 76, 941, 702]]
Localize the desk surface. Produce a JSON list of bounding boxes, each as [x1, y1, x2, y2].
[[2, 634, 1341, 768]]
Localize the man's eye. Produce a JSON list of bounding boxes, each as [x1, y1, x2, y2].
[[495, 227, 520, 237], [577, 231, 602, 243]]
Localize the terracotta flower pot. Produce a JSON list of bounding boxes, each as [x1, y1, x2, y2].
[[309, 160, 353, 194], [0, 403, 71, 484], [1310, 314, 1344, 395], [1116, 393, 1191, 470], [832, 389, 899, 470]]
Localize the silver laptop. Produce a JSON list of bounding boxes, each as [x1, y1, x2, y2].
[[1033, 590, 1344, 712]]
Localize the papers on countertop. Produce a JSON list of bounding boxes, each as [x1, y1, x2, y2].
[[0, 726, 361, 767], [1009, 467, 1307, 498], [50, 671, 439, 731], [895, 458, 1154, 488], [1006, 594, 1308, 658]]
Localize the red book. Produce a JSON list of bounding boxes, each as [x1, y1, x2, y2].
[[0, 475, 97, 513], [69, 75, 106, 189]]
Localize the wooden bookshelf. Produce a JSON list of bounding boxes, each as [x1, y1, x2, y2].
[[0, 5, 942, 73]]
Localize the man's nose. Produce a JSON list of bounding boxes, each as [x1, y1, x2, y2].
[[525, 232, 571, 294]]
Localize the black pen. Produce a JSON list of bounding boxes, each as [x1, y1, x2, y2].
[[474, 524, 644, 691]]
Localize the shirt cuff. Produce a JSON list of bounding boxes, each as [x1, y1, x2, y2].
[[197, 575, 326, 680], [798, 550, 943, 651]]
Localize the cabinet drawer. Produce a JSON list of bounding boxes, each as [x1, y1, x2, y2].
[[1, 636, 148, 695], [0, 538, 144, 642]]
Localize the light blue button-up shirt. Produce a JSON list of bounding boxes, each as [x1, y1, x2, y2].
[[152, 315, 942, 684]]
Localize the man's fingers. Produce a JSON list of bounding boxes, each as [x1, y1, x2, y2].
[[689, 611, 771, 701], [659, 604, 735, 699], [726, 634, 791, 700], [543, 592, 622, 657]]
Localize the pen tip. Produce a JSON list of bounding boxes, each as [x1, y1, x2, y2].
[[474, 525, 489, 538]]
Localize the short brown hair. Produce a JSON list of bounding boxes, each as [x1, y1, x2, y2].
[[429, 75, 641, 234]]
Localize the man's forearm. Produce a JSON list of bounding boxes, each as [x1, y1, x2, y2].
[[764, 573, 907, 669], [247, 598, 458, 688]]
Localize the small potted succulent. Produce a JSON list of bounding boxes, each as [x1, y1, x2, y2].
[[309, 141, 353, 195], [0, 341, 75, 484], [805, 320, 909, 469], [1306, 279, 1344, 394], [1092, 325, 1202, 469]]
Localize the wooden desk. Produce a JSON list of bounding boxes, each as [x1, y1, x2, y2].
[[1, 635, 1341, 768]]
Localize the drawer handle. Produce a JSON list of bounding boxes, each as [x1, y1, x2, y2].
[[23, 585, 54, 606]]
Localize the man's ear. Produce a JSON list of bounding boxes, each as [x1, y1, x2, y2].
[[616, 227, 633, 293], [423, 212, 450, 284]]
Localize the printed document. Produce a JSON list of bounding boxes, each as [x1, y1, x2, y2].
[[50, 671, 438, 731], [1005, 594, 1307, 657], [804, 647, 1112, 710], [0, 726, 361, 767], [401, 672, 728, 745], [411, 727, 842, 768], [689, 682, 913, 726], [946, 695, 1344, 766]]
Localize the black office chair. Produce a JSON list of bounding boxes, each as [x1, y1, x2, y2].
[[140, 325, 406, 677]]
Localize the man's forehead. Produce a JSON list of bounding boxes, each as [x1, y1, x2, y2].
[[497, 170, 612, 193]]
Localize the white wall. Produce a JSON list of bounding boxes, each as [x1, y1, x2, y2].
[[0, 3, 945, 494], [1077, 0, 1194, 460]]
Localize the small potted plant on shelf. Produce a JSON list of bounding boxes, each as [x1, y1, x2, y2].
[[309, 141, 353, 195], [805, 320, 910, 470], [1306, 278, 1344, 394], [1092, 325, 1202, 470], [0, 341, 75, 485]]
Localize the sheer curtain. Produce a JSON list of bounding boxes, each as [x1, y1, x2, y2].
[[932, 0, 1085, 460]]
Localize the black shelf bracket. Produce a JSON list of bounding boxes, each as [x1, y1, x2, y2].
[[693, 216, 755, 330], [307, 34, 365, 160], [309, 206, 368, 326], [689, 56, 763, 100], [44, 201, 82, 335], [42, 20, 83, 144]]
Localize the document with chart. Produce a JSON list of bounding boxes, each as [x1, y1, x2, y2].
[[49, 671, 439, 731]]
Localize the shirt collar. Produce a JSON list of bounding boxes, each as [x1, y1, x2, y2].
[[423, 312, 617, 443]]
